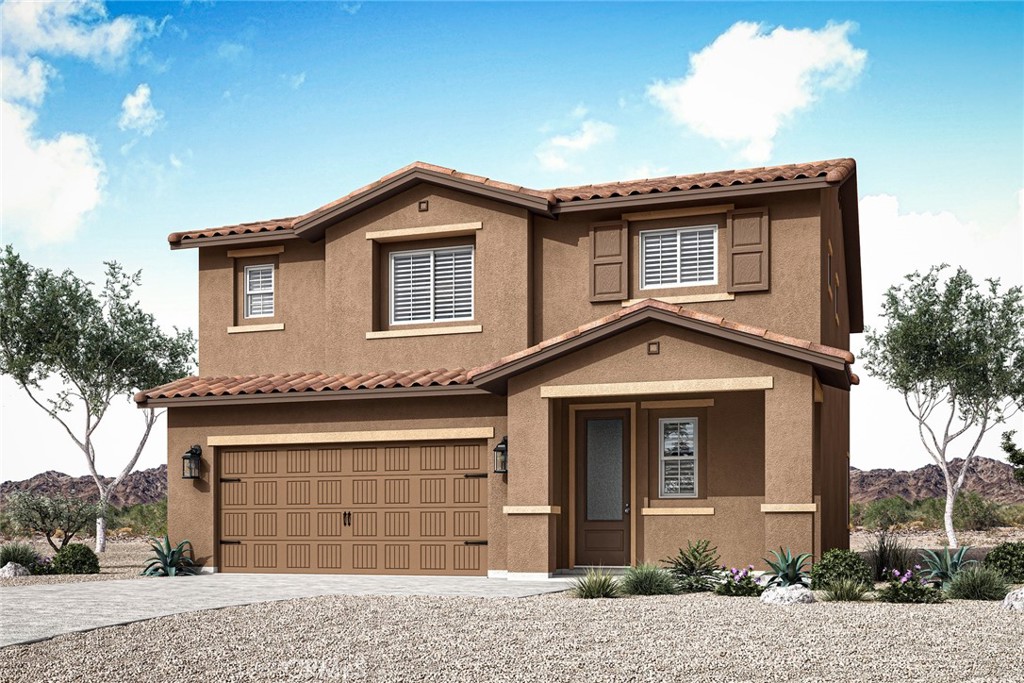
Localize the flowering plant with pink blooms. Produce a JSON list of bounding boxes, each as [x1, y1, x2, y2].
[[713, 565, 766, 597], [877, 565, 946, 603]]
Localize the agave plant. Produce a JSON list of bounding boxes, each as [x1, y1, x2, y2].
[[142, 535, 199, 577], [919, 546, 976, 587], [763, 547, 813, 587]]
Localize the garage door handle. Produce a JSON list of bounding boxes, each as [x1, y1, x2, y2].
[[219, 540, 241, 545], [463, 540, 488, 546], [462, 473, 488, 478], [220, 478, 242, 483]]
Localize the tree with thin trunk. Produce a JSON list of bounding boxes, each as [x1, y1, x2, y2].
[[0, 246, 194, 552], [862, 265, 1024, 548]]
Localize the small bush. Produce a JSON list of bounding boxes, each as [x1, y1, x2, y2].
[[876, 568, 945, 604], [4, 492, 97, 552], [714, 566, 764, 597], [849, 502, 864, 528], [141, 536, 198, 577], [570, 568, 620, 599], [620, 564, 677, 596], [0, 541, 39, 569], [811, 549, 872, 589], [947, 566, 1008, 601], [867, 530, 913, 581], [984, 541, 1024, 583], [52, 543, 100, 575], [954, 492, 1002, 531], [920, 546, 976, 587], [110, 499, 167, 538], [820, 578, 870, 602], [662, 539, 719, 592], [763, 547, 812, 587], [998, 503, 1024, 528], [862, 497, 912, 530]]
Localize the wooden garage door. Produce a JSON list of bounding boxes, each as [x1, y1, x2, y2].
[[217, 442, 488, 575]]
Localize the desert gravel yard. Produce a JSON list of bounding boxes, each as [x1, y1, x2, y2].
[[1, 592, 1020, 683], [0, 540, 151, 587]]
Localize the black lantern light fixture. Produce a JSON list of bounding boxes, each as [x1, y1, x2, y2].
[[182, 445, 202, 480], [493, 436, 508, 474]]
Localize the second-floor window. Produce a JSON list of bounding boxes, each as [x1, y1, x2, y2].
[[244, 264, 275, 318], [640, 225, 717, 289], [390, 245, 474, 324]]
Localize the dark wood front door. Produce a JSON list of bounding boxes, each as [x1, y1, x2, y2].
[[575, 410, 630, 566]]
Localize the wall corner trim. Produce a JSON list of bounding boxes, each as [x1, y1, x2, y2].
[[640, 507, 715, 516], [226, 245, 285, 259], [365, 325, 482, 340], [760, 503, 818, 513], [227, 323, 285, 334], [503, 505, 561, 515], [365, 221, 482, 242]]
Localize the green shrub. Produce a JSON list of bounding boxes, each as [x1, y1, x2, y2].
[[849, 502, 864, 528], [52, 543, 100, 575], [867, 530, 913, 581], [820, 578, 870, 602], [763, 547, 812, 587], [984, 541, 1024, 582], [0, 541, 39, 569], [947, 566, 1008, 600], [714, 566, 764, 597], [998, 503, 1024, 527], [662, 539, 719, 592], [920, 546, 976, 587], [954, 492, 1002, 531], [913, 498, 946, 529], [620, 564, 677, 596], [862, 497, 912, 530], [141, 536, 198, 577], [876, 568, 946, 603], [110, 499, 167, 537], [570, 568, 620, 599], [3, 492, 97, 552], [811, 549, 872, 589]]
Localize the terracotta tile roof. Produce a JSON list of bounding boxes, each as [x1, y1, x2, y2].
[[167, 158, 855, 245], [134, 369, 469, 403]]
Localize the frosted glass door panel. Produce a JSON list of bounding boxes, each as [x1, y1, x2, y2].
[[586, 419, 623, 521]]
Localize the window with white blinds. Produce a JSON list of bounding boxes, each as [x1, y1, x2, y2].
[[244, 264, 274, 318], [660, 418, 698, 498], [640, 225, 717, 289], [390, 245, 474, 324]]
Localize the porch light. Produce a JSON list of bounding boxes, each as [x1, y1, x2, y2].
[[182, 445, 202, 480], [493, 436, 508, 474]]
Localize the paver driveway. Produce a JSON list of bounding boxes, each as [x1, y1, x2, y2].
[[0, 573, 570, 647]]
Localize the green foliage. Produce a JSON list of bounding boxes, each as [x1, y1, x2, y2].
[[862, 497, 913, 530], [3, 492, 97, 552], [920, 546, 976, 587], [876, 568, 946, 603], [0, 541, 40, 569], [810, 549, 872, 589], [570, 568, 620, 599], [952, 491, 1002, 531], [867, 530, 913, 581], [849, 502, 864, 528], [820, 578, 870, 602], [947, 566, 1008, 600], [984, 541, 1024, 583], [110, 499, 167, 537], [142, 535, 198, 577], [1002, 430, 1024, 485], [763, 547, 812, 587], [714, 566, 764, 597], [662, 539, 719, 592], [620, 564, 678, 596], [52, 543, 100, 575]]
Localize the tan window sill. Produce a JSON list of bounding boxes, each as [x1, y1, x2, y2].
[[641, 507, 715, 516], [503, 505, 561, 515], [760, 503, 817, 513], [365, 324, 482, 340], [227, 323, 285, 334], [621, 293, 735, 307]]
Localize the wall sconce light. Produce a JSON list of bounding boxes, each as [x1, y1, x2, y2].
[[182, 445, 202, 480], [493, 436, 508, 474]]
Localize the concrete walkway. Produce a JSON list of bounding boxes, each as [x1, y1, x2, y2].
[[0, 573, 570, 647]]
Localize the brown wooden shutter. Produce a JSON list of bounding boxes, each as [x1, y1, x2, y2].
[[726, 208, 770, 292], [589, 221, 628, 302]]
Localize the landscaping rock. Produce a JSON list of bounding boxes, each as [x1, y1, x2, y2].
[[1003, 587, 1024, 611], [0, 562, 30, 578], [760, 584, 815, 605]]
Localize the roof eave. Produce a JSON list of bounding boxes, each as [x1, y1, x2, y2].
[[135, 383, 490, 407], [169, 230, 301, 250]]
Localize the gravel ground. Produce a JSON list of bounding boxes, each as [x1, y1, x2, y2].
[[1, 592, 1020, 683], [0, 539, 150, 587]]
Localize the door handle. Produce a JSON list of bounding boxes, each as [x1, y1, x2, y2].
[[624, 503, 631, 515]]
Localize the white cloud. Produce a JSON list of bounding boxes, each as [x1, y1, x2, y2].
[[283, 72, 306, 90], [339, 3, 362, 15], [648, 21, 866, 163], [118, 83, 163, 135], [217, 41, 248, 62], [0, 55, 53, 106], [535, 118, 617, 171], [624, 163, 669, 179]]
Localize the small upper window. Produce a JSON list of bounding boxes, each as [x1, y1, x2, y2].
[[641, 226, 717, 289], [660, 417, 697, 498], [390, 245, 474, 325], [244, 264, 274, 318]]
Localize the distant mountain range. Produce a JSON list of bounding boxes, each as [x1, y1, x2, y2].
[[1, 457, 1021, 507]]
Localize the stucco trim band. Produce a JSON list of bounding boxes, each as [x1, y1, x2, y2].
[[622, 204, 734, 222], [364, 221, 482, 242], [365, 325, 482, 340], [208, 427, 494, 447], [540, 376, 774, 399], [760, 503, 818, 513], [620, 293, 736, 307], [503, 505, 561, 515], [639, 399, 715, 409], [226, 245, 285, 258], [226, 323, 285, 334], [641, 507, 715, 516]]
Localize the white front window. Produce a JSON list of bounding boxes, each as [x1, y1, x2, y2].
[[660, 417, 698, 498], [244, 264, 274, 318], [640, 226, 717, 289], [390, 245, 474, 324]]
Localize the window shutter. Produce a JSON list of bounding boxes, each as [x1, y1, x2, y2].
[[391, 252, 433, 323], [727, 208, 769, 292], [433, 247, 474, 321], [589, 221, 628, 302]]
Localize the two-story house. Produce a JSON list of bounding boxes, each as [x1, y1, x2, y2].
[[136, 158, 862, 578]]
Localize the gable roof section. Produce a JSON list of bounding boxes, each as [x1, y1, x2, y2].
[[468, 299, 858, 393]]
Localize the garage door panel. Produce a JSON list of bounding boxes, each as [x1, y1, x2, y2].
[[220, 508, 487, 543], [217, 540, 487, 575]]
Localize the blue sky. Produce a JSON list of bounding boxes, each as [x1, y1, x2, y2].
[[2, 1, 1022, 480]]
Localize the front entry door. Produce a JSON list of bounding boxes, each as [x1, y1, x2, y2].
[[575, 410, 630, 566]]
